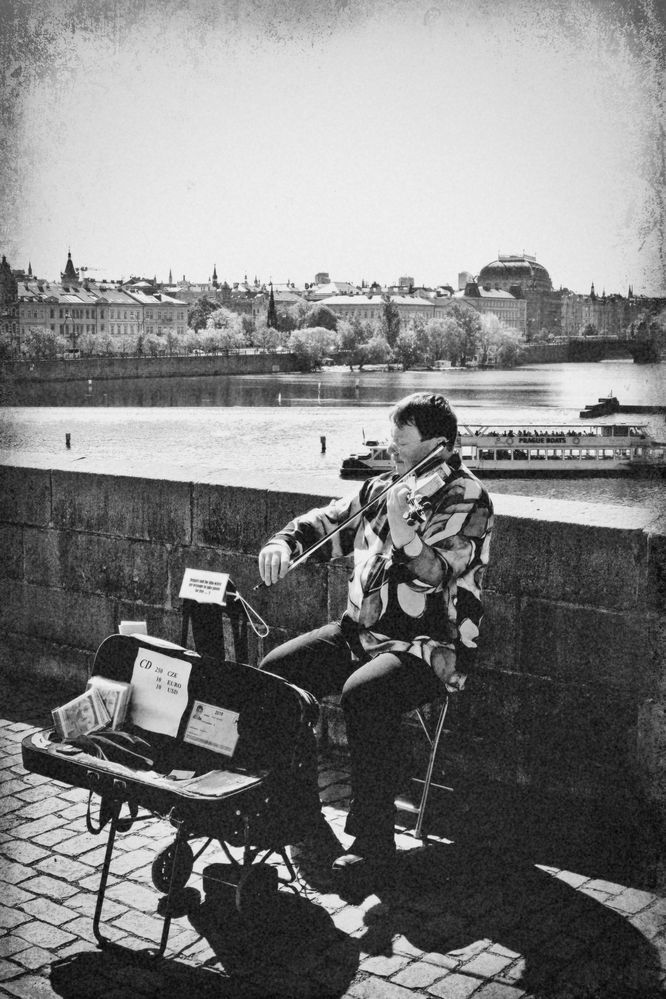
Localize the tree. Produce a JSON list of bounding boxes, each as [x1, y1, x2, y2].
[[21, 326, 69, 359], [78, 332, 97, 357], [581, 322, 598, 337], [0, 331, 13, 360], [381, 297, 401, 348], [478, 314, 524, 368], [206, 307, 244, 337], [441, 302, 483, 366], [267, 286, 278, 328], [359, 333, 391, 367], [287, 327, 338, 371], [253, 322, 281, 352], [188, 296, 218, 332], [393, 328, 420, 369], [298, 304, 338, 331]]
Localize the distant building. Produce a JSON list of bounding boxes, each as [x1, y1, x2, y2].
[[306, 279, 360, 301], [455, 282, 527, 335], [476, 253, 559, 337], [318, 294, 450, 324], [10, 252, 187, 348], [0, 255, 18, 344]]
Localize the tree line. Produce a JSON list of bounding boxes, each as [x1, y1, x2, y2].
[[4, 297, 664, 369]]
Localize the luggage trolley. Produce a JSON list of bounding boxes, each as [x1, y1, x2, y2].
[[21, 579, 318, 957]]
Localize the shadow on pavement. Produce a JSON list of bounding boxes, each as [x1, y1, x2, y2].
[[418, 768, 665, 891], [358, 841, 666, 998], [50, 888, 357, 999]]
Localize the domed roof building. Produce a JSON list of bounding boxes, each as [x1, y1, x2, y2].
[[478, 253, 553, 296]]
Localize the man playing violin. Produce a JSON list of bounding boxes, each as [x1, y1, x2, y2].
[[258, 392, 494, 888]]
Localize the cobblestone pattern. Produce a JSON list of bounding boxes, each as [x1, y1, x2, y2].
[[2, 683, 666, 998]]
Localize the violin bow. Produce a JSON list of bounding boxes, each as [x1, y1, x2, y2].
[[255, 440, 447, 588]]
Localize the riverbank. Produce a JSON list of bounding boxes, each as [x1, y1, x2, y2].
[[0, 351, 297, 385]]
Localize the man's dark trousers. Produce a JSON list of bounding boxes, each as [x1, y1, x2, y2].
[[260, 619, 442, 845]]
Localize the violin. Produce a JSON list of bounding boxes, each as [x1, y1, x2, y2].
[[402, 464, 451, 526], [404, 491, 432, 526]]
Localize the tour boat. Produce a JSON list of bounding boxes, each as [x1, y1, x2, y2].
[[339, 424, 666, 478]]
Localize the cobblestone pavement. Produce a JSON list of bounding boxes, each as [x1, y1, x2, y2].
[[2, 675, 666, 998]]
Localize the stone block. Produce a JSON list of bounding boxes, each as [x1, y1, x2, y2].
[[490, 513, 648, 611], [0, 467, 50, 526], [518, 598, 649, 688], [647, 517, 666, 613], [192, 483, 268, 553], [24, 529, 169, 603], [51, 471, 191, 543], [264, 487, 335, 542], [0, 524, 23, 580], [456, 669, 640, 797], [0, 582, 115, 651], [0, 633, 90, 687], [476, 591, 519, 673], [327, 558, 351, 619], [254, 559, 329, 634], [636, 699, 666, 806]]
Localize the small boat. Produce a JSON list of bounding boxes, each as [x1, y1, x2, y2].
[[339, 424, 666, 478], [579, 394, 620, 418]]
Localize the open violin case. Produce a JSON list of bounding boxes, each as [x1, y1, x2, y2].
[[21, 579, 318, 956]]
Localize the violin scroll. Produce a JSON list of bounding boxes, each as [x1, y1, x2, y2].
[[403, 491, 432, 526]]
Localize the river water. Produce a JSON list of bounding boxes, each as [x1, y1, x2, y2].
[[1, 361, 664, 512]]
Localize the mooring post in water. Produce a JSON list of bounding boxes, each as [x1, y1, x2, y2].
[[65, 434, 71, 449], [320, 435, 326, 453]]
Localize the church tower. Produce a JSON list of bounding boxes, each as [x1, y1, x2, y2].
[[0, 255, 18, 307], [61, 250, 79, 284]]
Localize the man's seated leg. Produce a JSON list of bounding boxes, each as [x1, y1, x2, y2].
[[260, 622, 354, 876], [333, 651, 440, 885]]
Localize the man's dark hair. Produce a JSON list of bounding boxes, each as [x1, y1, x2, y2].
[[389, 392, 458, 444]]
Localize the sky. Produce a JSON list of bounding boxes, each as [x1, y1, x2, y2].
[[1, 0, 665, 296]]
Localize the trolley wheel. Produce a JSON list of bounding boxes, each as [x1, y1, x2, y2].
[[235, 864, 279, 923], [151, 841, 194, 894]]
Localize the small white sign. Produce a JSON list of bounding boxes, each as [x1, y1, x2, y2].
[[129, 648, 192, 736], [179, 569, 230, 606], [183, 700, 240, 757]]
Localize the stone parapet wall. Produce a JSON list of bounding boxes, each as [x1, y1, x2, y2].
[[0, 351, 296, 382], [1, 463, 664, 814]]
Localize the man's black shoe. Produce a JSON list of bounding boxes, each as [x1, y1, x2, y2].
[[287, 814, 344, 889], [331, 836, 396, 892]]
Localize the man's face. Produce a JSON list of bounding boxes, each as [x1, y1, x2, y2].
[[388, 420, 441, 473]]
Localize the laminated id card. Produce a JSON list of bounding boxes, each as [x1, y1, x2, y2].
[[183, 700, 240, 757]]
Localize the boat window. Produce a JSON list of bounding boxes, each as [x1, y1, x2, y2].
[[614, 449, 631, 459], [601, 426, 614, 437], [633, 447, 644, 457], [613, 426, 629, 437], [581, 449, 597, 459], [479, 449, 495, 460], [496, 449, 512, 460], [564, 449, 580, 460], [547, 449, 564, 460], [532, 449, 547, 461], [600, 449, 614, 460], [513, 449, 528, 460], [461, 446, 476, 460]]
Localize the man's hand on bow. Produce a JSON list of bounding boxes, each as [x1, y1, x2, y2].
[[258, 540, 291, 586]]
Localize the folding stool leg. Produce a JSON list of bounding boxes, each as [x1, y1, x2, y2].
[[92, 798, 123, 950], [411, 696, 452, 840]]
